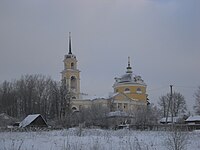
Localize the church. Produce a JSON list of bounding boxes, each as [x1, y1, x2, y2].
[[61, 33, 148, 113]]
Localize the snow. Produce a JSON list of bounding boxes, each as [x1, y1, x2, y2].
[[0, 128, 200, 150], [186, 115, 200, 121], [19, 114, 41, 128], [0, 113, 12, 120], [159, 117, 181, 123], [79, 93, 107, 100], [107, 111, 129, 117]]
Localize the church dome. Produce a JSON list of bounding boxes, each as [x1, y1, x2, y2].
[[113, 57, 146, 88], [119, 73, 132, 83], [114, 73, 146, 86]]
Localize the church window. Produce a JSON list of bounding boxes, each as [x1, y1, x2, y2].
[[136, 88, 142, 94], [72, 96, 76, 99], [71, 76, 77, 91], [124, 88, 130, 93], [72, 107, 77, 111], [71, 62, 74, 69]]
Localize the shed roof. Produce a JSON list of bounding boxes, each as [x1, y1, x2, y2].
[[19, 114, 47, 128]]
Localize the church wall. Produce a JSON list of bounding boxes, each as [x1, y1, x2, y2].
[[71, 98, 109, 111], [115, 85, 146, 94], [114, 85, 147, 101]]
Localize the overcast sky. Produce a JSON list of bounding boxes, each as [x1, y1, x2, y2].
[[0, 0, 200, 112]]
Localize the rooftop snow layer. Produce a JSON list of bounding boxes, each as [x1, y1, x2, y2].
[[19, 114, 41, 128], [186, 116, 200, 122]]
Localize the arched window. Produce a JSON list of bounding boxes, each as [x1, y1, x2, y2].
[[71, 76, 77, 91], [136, 88, 142, 94], [72, 96, 76, 99], [71, 62, 74, 69], [72, 107, 77, 111], [124, 88, 130, 93]]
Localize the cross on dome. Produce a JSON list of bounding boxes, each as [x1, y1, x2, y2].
[[126, 56, 132, 73]]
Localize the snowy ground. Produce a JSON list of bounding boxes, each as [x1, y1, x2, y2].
[[0, 128, 200, 150]]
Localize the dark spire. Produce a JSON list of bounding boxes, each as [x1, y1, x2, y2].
[[126, 56, 132, 73], [68, 32, 72, 54]]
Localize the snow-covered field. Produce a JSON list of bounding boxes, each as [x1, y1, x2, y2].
[[0, 128, 200, 150]]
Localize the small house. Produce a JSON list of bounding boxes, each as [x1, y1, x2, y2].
[[107, 111, 132, 129], [159, 117, 182, 124], [185, 116, 200, 125], [19, 114, 48, 128]]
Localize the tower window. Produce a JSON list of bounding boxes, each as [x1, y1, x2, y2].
[[136, 88, 142, 94], [124, 88, 130, 93], [71, 63, 74, 69], [72, 107, 77, 111], [71, 76, 77, 91]]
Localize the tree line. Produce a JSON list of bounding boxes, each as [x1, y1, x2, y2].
[[0, 74, 71, 120], [1, 74, 200, 128]]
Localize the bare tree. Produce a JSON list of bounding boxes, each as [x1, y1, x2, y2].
[[71, 103, 109, 128], [90, 103, 109, 127], [158, 92, 187, 118], [134, 104, 161, 130], [194, 86, 200, 115], [158, 95, 169, 117], [165, 128, 188, 150], [0, 74, 70, 121], [48, 81, 60, 119], [0, 81, 16, 117], [54, 79, 73, 127], [146, 104, 161, 125]]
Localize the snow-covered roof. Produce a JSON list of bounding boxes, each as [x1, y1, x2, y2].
[[159, 117, 181, 123], [186, 116, 200, 122], [107, 111, 130, 117], [80, 93, 108, 100], [19, 114, 45, 128], [114, 73, 146, 87]]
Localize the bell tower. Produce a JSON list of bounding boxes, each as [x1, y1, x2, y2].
[[61, 32, 80, 99]]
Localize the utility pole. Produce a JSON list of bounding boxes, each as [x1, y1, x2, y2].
[[165, 85, 173, 124], [170, 85, 173, 124]]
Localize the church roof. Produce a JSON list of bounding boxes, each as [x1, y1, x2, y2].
[[64, 32, 76, 59], [114, 57, 146, 86], [114, 73, 146, 86]]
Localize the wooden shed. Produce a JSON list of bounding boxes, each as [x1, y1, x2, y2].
[[19, 114, 48, 128]]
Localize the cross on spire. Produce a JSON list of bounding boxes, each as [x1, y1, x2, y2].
[[68, 32, 72, 54]]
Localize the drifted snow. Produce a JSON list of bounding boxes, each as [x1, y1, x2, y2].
[[1, 128, 200, 150]]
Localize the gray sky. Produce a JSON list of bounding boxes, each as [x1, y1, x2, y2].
[[0, 0, 200, 112]]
